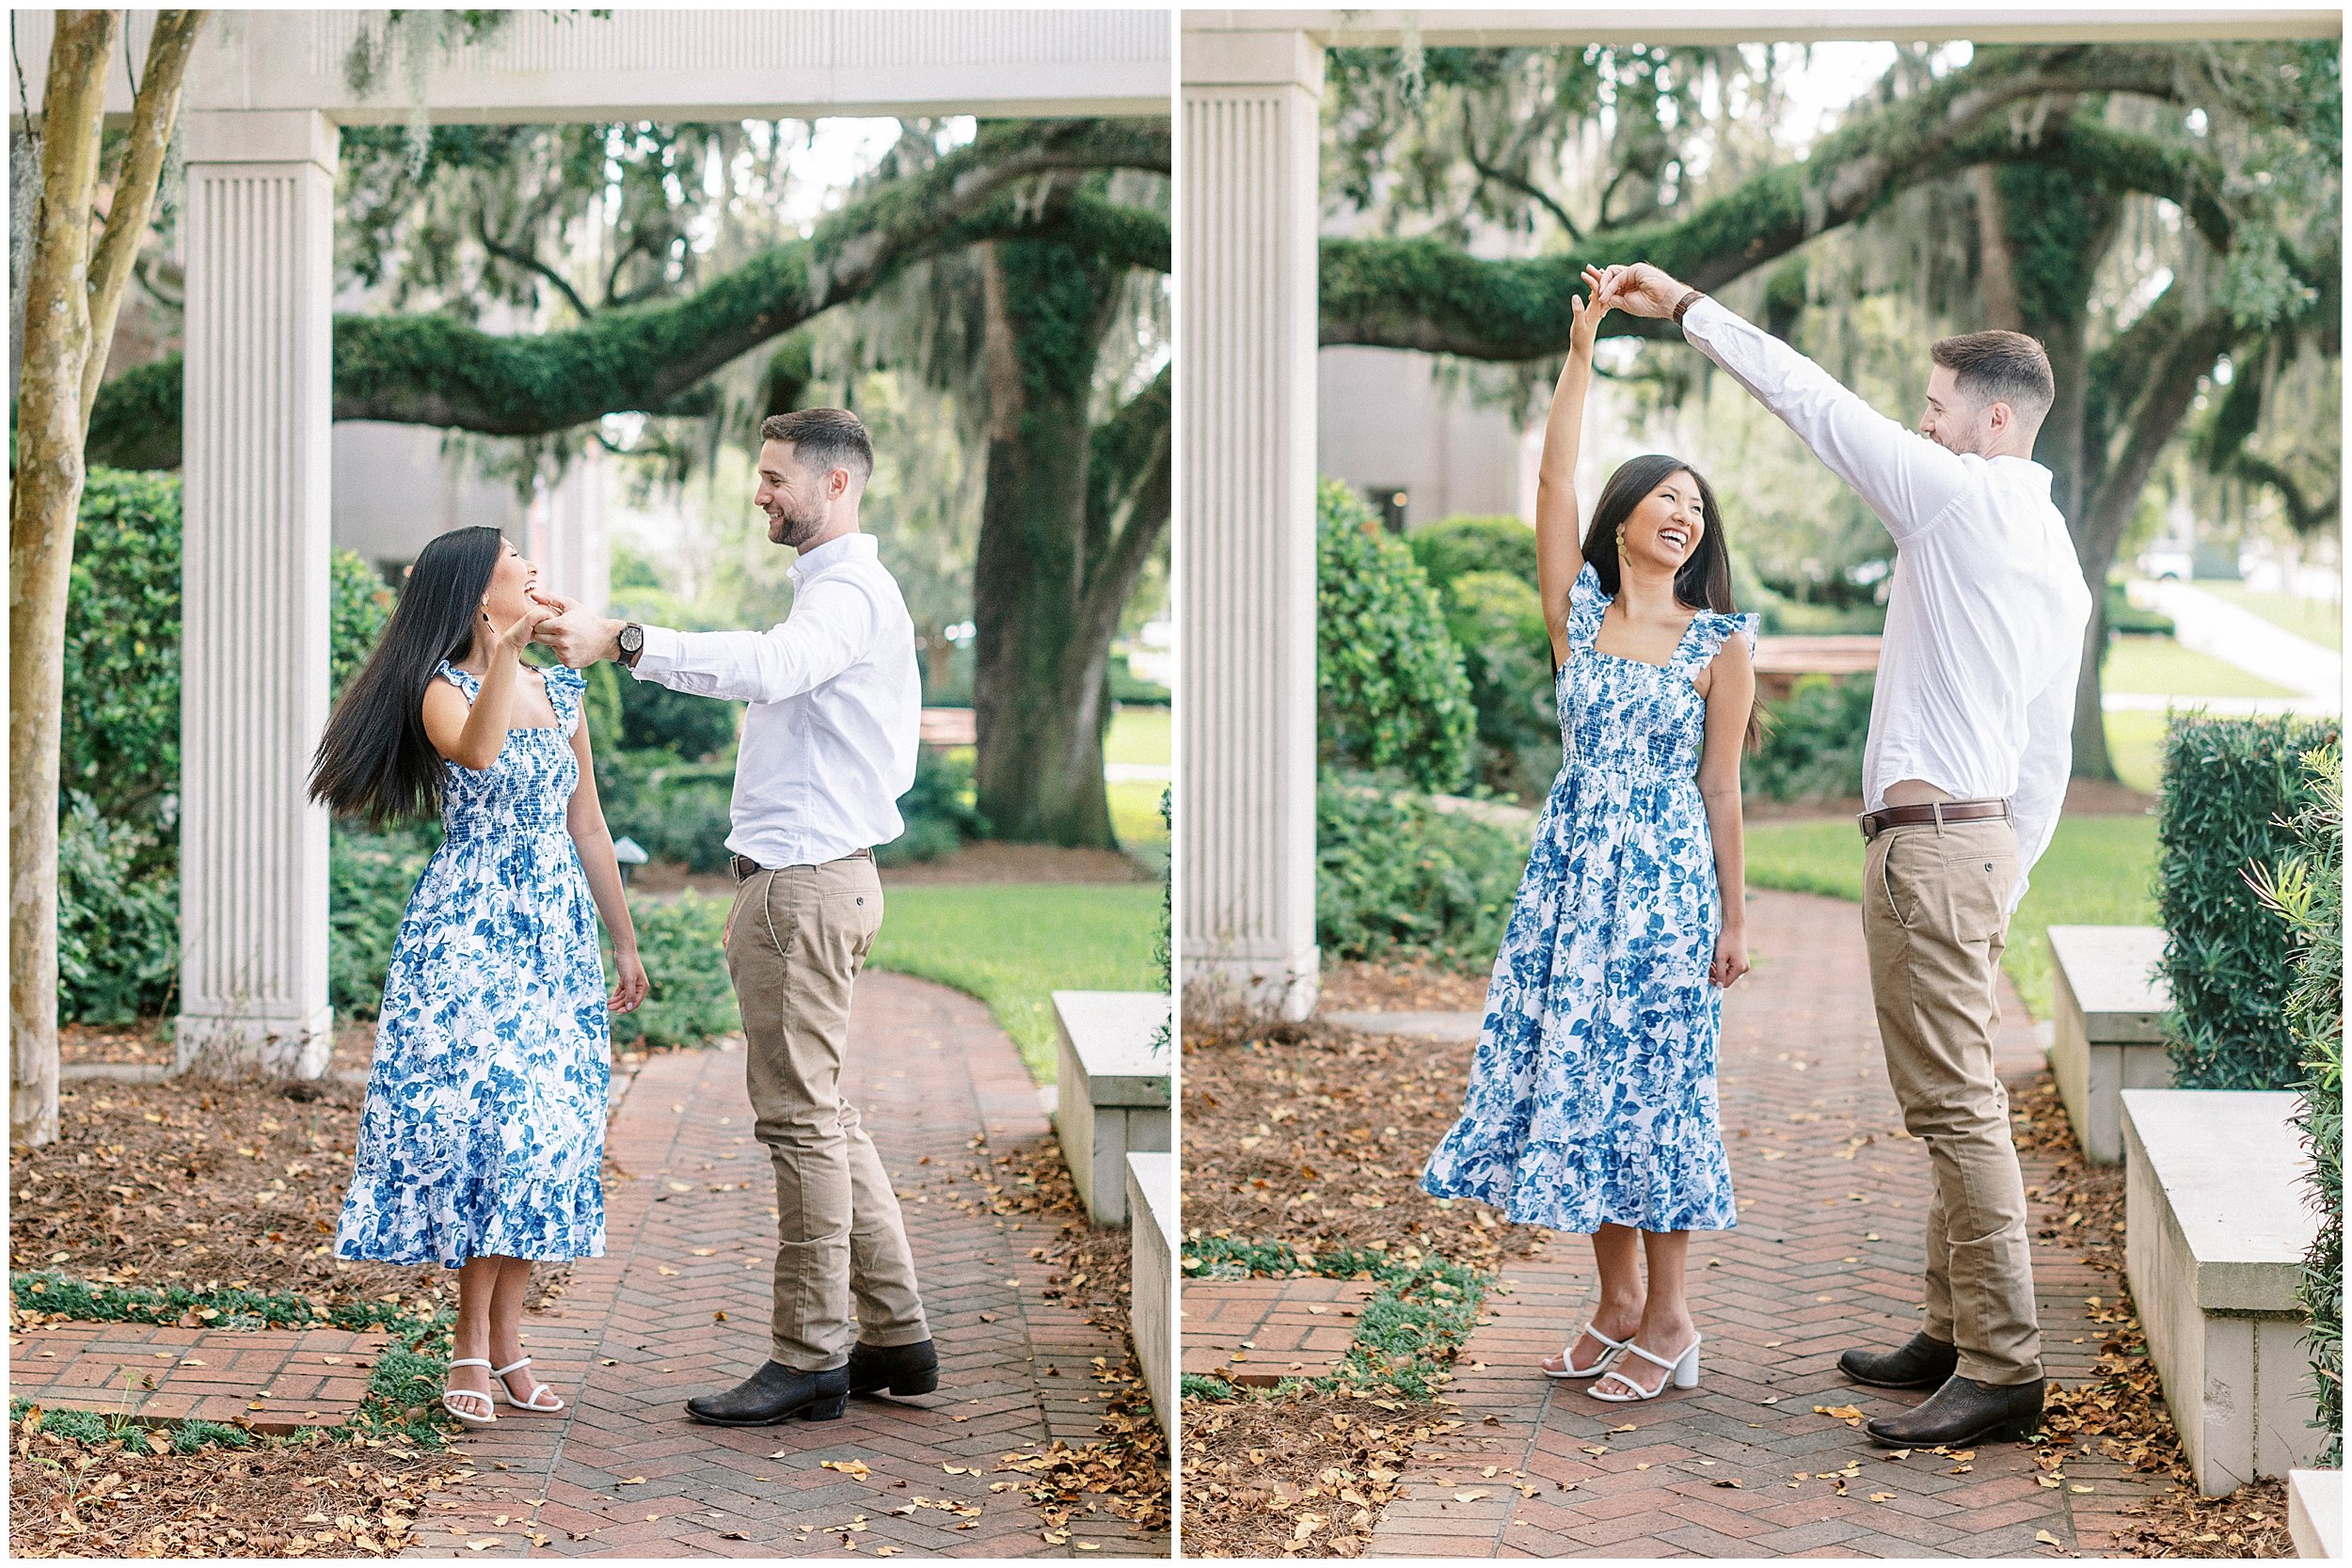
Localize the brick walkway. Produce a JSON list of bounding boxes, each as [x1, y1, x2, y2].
[[1180, 1278, 1379, 1387], [11, 1323, 389, 1433], [1349, 888, 2168, 1559], [401, 972, 1165, 1559]]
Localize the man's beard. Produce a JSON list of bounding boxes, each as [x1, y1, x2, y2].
[[768, 499, 825, 549]]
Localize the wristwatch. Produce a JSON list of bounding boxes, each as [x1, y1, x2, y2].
[[1673, 288, 1708, 325], [616, 622, 645, 669]]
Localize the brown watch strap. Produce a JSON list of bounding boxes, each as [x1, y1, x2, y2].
[[1673, 288, 1707, 325]]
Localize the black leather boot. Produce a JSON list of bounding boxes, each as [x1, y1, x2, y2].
[[1865, 1373, 2044, 1449], [848, 1338, 939, 1398], [684, 1361, 850, 1426], [1837, 1331, 1960, 1390]]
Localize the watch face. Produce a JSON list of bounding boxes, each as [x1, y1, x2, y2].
[[620, 625, 644, 653]]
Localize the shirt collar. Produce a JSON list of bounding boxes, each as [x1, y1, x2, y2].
[[787, 531, 876, 584]]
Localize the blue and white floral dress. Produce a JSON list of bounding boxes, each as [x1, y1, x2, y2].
[[1422, 564, 1757, 1234], [336, 661, 610, 1268]]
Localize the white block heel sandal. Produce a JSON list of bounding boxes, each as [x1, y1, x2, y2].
[[1587, 1334, 1702, 1402], [1543, 1323, 1632, 1380]]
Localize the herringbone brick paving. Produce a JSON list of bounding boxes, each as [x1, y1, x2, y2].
[[10, 1323, 389, 1433], [398, 971, 1166, 1558], [1359, 887, 2168, 1559]]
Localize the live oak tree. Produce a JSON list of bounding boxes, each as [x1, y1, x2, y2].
[[12, 8, 209, 1147], [87, 115, 1172, 847], [1314, 40, 2339, 779]]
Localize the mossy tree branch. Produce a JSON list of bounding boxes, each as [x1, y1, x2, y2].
[[1321, 46, 2227, 358], [87, 118, 1169, 467]]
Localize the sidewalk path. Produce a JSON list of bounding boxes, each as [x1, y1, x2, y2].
[[402, 972, 1164, 1559], [1350, 888, 2168, 1559], [2144, 580, 2341, 704]]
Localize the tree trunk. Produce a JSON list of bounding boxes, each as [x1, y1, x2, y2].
[[11, 9, 119, 1149], [970, 240, 1126, 847]]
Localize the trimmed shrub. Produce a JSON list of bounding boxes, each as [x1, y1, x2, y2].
[[1317, 771, 1528, 969], [56, 790, 179, 1023], [880, 747, 990, 866], [2156, 712, 2343, 1089], [61, 468, 183, 830], [1442, 570, 1559, 800], [2104, 579, 2175, 638], [617, 672, 740, 761], [328, 820, 440, 1019], [607, 889, 740, 1048], [596, 752, 738, 872], [1406, 515, 1536, 594], [329, 549, 396, 701], [2250, 743, 2344, 1463], [1317, 479, 1475, 794], [1748, 674, 1876, 801]]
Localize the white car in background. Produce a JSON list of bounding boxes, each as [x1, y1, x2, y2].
[[2138, 545, 2195, 581]]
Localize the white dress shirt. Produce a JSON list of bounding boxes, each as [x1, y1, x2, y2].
[[1681, 296, 2092, 908], [630, 531, 919, 869]]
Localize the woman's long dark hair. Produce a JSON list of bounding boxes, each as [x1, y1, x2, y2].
[[310, 526, 505, 826], [1579, 452, 1761, 750]]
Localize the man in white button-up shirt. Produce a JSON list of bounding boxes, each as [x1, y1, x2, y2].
[[1597, 262, 2091, 1451], [542, 408, 935, 1425]]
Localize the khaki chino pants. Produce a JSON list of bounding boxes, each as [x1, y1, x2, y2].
[[1860, 816, 2042, 1386], [726, 852, 929, 1371]]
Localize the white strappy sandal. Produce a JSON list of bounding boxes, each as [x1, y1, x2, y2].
[[443, 1359, 498, 1428], [1543, 1323, 1633, 1380], [1587, 1333, 1702, 1402], [492, 1356, 565, 1413]]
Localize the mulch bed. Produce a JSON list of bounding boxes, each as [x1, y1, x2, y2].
[[1315, 958, 1490, 1016], [2010, 1072, 2296, 1559], [1182, 1014, 1540, 1275], [8, 1430, 462, 1559], [59, 1021, 379, 1077], [1181, 1390, 1464, 1558]]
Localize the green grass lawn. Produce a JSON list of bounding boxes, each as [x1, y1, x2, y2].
[[1106, 705, 1171, 767], [2195, 581, 2343, 651], [867, 882, 1164, 1083], [1744, 813, 2157, 1021], [2106, 709, 2167, 795], [2102, 634, 2296, 698]]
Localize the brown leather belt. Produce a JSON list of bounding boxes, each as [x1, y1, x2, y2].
[[730, 847, 873, 880], [1858, 799, 2012, 841]]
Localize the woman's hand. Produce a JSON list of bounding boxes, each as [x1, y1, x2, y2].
[[1709, 926, 1751, 990], [1572, 264, 1618, 355], [497, 597, 559, 654], [609, 947, 650, 1014]]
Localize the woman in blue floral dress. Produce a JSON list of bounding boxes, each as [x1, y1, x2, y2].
[[310, 526, 648, 1428], [1422, 265, 1757, 1402]]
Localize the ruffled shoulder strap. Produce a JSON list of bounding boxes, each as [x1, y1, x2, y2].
[[436, 659, 479, 697], [541, 664, 588, 736], [1565, 562, 1610, 651], [1678, 609, 1761, 672]]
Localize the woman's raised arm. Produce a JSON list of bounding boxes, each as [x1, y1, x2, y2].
[[1535, 275, 1611, 663]]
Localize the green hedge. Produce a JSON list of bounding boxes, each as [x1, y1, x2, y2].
[[1406, 515, 1536, 594], [1750, 674, 1875, 801], [1317, 480, 1475, 795], [2156, 713, 2343, 1089], [1316, 772, 1527, 969], [2251, 745, 2344, 1463], [606, 888, 740, 1049], [56, 791, 179, 1023], [1442, 570, 1558, 800], [328, 821, 441, 1019], [878, 747, 990, 865]]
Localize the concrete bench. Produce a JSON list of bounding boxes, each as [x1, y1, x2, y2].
[[2122, 1090, 2327, 1495], [1126, 1151, 1176, 1439], [1053, 990, 1171, 1225], [2048, 926, 2173, 1164], [2289, 1469, 2342, 1559]]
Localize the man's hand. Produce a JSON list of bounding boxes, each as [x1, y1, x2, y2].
[[536, 599, 624, 670], [1589, 261, 1691, 321]]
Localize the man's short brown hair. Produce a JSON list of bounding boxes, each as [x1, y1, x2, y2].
[[759, 407, 873, 483], [1930, 330, 2056, 423]]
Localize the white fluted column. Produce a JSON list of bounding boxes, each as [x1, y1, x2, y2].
[[1180, 24, 1323, 1020], [175, 110, 338, 1078]]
